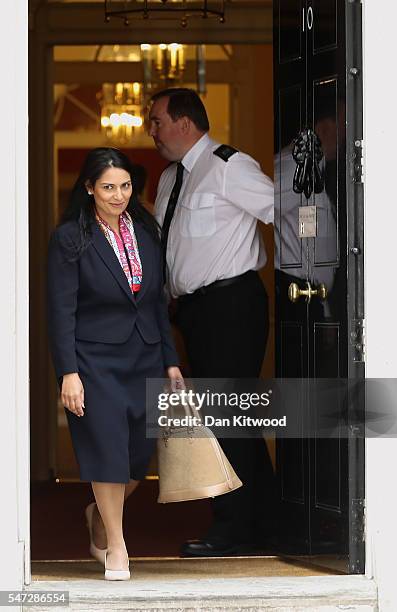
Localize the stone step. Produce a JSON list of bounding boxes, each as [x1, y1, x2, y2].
[[27, 575, 377, 611]]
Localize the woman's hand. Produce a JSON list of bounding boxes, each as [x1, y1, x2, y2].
[[167, 366, 185, 392], [61, 373, 85, 417]]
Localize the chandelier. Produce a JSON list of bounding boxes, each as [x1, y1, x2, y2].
[[141, 43, 207, 99], [98, 43, 207, 142], [141, 43, 185, 93], [99, 82, 144, 143], [104, 0, 226, 28]]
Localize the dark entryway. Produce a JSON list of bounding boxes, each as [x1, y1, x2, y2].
[[29, 0, 364, 574]]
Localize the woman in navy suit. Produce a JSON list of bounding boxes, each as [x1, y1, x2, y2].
[[47, 148, 183, 580]]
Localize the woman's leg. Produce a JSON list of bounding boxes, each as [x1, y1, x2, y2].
[[92, 482, 130, 570], [91, 480, 140, 553]]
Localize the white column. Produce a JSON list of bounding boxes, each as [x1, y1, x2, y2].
[[363, 1, 397, 610], [0, 0, 29, 598]]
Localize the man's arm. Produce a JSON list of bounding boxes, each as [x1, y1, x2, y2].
[[223, 153, 274, 224]]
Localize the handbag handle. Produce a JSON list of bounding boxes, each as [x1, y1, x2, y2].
[[160, 389, 204, 442]]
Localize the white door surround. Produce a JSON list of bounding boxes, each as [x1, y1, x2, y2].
[[1, 1, 396, 610]]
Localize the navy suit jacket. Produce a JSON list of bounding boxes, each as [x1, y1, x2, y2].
[[47, 219, 179, 380]]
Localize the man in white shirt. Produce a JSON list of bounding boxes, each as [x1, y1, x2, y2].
[[149, 88, 275, 557]]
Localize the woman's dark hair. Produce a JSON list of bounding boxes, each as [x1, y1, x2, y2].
[[130, 163, 147, 198], [151, 87, 210, 132], [60, 147, 160, 256]]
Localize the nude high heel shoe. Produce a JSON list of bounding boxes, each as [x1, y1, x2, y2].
[[104, 550, 131, 581], [85, 502, 107, 566]]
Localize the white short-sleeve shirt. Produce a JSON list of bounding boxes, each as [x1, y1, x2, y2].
[[154, 133, 274, 298]]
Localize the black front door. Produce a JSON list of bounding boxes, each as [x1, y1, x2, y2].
[[274, 0, 365, 573]]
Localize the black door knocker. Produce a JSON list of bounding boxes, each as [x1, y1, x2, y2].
[[292, 127, 325, 199]]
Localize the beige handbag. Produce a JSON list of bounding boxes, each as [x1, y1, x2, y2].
[[157, 395, 242, 503]]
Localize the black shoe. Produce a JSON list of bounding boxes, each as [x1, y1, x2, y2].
[[180, 538, 254, 558]]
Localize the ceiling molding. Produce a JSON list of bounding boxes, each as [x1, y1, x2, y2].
[[34, 2, 272, 44]]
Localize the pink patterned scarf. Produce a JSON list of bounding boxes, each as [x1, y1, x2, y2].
[[96, 210, 142, 293]]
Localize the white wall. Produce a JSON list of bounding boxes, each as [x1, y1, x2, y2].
[[1, 1, 397, 610], [363, 1, 397, 610], [0, 0, 30, 598]]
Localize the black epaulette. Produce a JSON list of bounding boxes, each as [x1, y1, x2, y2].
[[213, 144, 239, 162]]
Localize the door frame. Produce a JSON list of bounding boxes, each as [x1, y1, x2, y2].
[[346, 0, 365, 574], [1, 0, 30, 588], [363, 0, 397, 609], [3, 0, 396, 609]]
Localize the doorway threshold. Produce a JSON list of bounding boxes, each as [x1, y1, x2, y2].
[[28, 558, 377, 611]]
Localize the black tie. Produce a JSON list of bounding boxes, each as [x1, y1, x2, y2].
[[161, 162, 184, 282]]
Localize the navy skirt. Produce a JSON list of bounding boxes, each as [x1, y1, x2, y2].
[[65, 327, 161, 483]]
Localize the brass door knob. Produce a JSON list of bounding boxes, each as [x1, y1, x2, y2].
[[288, 281, 328, 303]]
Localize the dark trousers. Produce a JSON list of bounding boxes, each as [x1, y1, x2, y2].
[[176, 271, 276, 544]]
